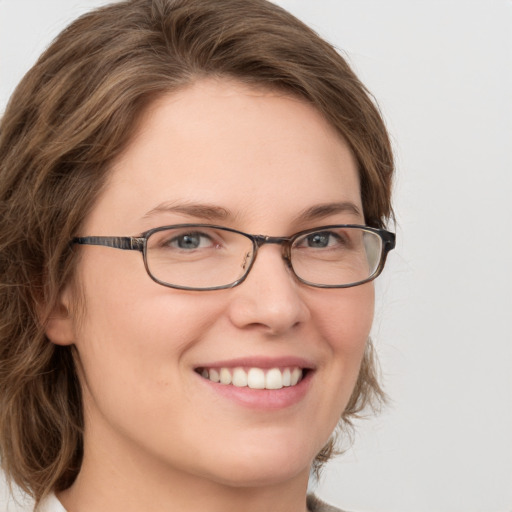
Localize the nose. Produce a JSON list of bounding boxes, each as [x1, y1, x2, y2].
[[227, 244, 310, 335]]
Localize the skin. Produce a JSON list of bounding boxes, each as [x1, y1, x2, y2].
[[47, 78, 375, 512]]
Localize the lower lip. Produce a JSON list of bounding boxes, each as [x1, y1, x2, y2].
[[197, 371, 313, 410]]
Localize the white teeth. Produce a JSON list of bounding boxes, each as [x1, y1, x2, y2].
[[201, 366, 304, 390], [291, 368, 302, 386], [282, 368, 291, 387], [265, 368, 283, 390], [247, 368, 266, 389], [232, 367, 248, 387], [219, 368, 232, 385]]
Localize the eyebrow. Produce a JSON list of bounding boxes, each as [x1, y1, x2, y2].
[[296, 201, 364, 222], [142, 200, 363, 224], [142, 201, 232, 222]]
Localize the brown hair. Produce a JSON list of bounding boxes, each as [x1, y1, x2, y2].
[[0, 0, 393, 503]]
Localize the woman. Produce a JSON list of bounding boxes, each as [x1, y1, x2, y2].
[[0, 1, 395, 511]]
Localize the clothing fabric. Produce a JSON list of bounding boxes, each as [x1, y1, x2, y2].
[[36, 492, 346, 511], [307, 494, 347, 512]]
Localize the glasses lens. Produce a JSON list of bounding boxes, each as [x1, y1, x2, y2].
[[290, 227, 383, 286], [145, 226, 254, 289]]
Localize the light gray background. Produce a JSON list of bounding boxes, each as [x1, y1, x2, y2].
[[1, 1, 511, 511]]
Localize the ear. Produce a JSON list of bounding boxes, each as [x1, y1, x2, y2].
[[44, 287, 76, 346]]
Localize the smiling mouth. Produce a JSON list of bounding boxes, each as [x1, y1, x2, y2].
[[195, 367, 306, 390]]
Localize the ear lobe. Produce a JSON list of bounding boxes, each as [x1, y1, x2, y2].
[[44, 290, 76, 346]]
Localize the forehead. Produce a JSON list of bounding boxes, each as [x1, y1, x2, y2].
[[84, 78, 362, 234]]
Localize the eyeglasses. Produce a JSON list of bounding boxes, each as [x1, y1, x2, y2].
[[72, 224, 395, 291]]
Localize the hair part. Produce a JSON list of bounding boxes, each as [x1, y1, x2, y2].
[[0, 0, 393, 502]]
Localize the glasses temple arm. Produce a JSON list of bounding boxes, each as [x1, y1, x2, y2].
[[72, 236, 145, 251]]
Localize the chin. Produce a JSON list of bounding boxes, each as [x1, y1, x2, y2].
[[195, 435, 320, 488], [207, 460, 310, 489]]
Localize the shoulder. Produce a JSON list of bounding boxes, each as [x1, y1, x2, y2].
[[34, 493, 67, 512], [307, 494, 351, 512]]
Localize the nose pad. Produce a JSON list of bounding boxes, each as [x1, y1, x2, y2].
[[280, 245, 293, 269], [227, 246, 310, 335], [241, 251, 252, 271]]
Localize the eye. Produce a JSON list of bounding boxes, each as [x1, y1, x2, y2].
[[167, 231, 215, 250], [298, 231, 342, 249]]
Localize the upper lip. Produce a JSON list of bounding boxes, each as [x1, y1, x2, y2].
[[194, 356, 316, 370]]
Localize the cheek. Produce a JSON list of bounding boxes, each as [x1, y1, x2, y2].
[[314, 284, 374, 405], [313, 283, 374, 355], [300, 284, 375, 453], [74, 247, 217, 340], [74, 288, 218, 376], [70, 252, 224, 398]]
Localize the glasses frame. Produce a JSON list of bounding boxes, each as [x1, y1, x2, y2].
[[72, 223, 396, 291]]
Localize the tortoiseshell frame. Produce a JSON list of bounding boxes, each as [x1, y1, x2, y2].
[[72, 224, 396, 291]]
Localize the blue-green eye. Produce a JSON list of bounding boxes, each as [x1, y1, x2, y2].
[[300, 231, 341, 249], [169, 232, 214, 250], [307, 232, 329, 248]]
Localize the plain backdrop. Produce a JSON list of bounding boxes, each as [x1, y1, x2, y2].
[[1, 1, 511, 511]]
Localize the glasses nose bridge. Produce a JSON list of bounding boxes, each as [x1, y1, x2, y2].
[[252, 234, 293, 262]]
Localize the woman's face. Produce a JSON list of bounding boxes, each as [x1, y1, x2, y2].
[[59, 79, 374, 489]]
